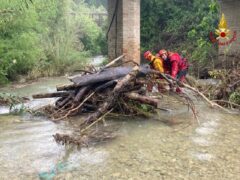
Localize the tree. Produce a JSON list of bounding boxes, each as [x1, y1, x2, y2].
[[0, 0, 107, 84], [141, 0, 219, 76]]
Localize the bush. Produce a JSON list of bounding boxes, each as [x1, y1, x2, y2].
[[229, 92, 240, 105]]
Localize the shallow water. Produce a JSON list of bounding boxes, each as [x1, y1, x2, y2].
[[0, 77, 70, 114], [90, 55, 105, 66], [0, 77, 239, 180]]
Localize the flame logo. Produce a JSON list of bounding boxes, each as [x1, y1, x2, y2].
[[215, 13, 230, 40]]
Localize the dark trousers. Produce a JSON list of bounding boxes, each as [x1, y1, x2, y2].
[[177, 69, 188, 81]]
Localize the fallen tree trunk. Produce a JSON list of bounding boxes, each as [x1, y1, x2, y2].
[[74, 86, 90, 103], [70, 66, 132, 86], [56, 94, 74, 108], [101, 54, 125, 70], [32, 92, 72, 99], [83, 66, 140, 126], [125, 92, 160, 107], [56, 83, 77, 91], [70, 65, 151, 87]]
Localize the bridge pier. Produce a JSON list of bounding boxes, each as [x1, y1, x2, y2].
[[107, 0, 140, 65]]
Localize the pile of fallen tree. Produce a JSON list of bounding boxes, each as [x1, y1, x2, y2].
[[187, 69, 240, 109], [208, 69, 240, 108], [32, 56, 236, 147]]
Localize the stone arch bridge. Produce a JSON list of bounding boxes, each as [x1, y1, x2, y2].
[[107, 0, 240, 65]]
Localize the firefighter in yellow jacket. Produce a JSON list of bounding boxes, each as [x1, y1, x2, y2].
[[144, 50, 164, 73], [143, 51, 167, 92]]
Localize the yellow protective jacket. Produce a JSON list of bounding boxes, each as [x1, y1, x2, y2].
[[149, 56, 164, 73]]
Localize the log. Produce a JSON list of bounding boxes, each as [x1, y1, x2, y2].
[[124, 92, 172, 112], [32, 92, 71, 99], [55, 97, 65, 107], [124, 92, 159, 107], [70, 65, 152, 87], [57, 94, 74, 108], [74, 86, 90, 103], [101, 54, 125, 70], [95, 79, 118, 92], [56, 84, 76, 91], [82, 103, 97, 111], [83, 66, 140, 125], [70, 66, 132, 86], [57, 55, 124, 91]]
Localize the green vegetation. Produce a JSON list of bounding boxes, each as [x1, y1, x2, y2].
[[0, 0, 107, 85], [1, 0, 221, 84], [229, 92, 240, 105], [141, 0, 219, 76], [85, 0, 107, 8]]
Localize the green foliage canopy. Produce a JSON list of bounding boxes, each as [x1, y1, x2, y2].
[[0, 0, 107, 84]]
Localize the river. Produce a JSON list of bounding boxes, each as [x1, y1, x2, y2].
[[0, 76, 239, 180]]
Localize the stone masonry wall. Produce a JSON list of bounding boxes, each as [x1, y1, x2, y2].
[[108, 0, 140, 64]]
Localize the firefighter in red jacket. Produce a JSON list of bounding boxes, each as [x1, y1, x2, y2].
[[158, 49, 189, 93]]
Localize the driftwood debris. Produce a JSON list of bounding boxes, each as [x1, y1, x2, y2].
[[33, 57, 229, 146], [32, 61, 175, 145], [32, 92, 72, 99], [34, 65, 151, 121], [32, 60, 197, 146]]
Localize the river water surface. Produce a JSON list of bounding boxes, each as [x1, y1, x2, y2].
[[0, 77, 239, 180]]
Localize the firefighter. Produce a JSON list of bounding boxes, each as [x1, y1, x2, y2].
[[143, 51, 167, 92], [158, 49, 189, 93], [144, 50, 164, 73]]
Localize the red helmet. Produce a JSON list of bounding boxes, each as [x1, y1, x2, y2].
[[144, 50, 152, 59], [158, 49, 168, 56]]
